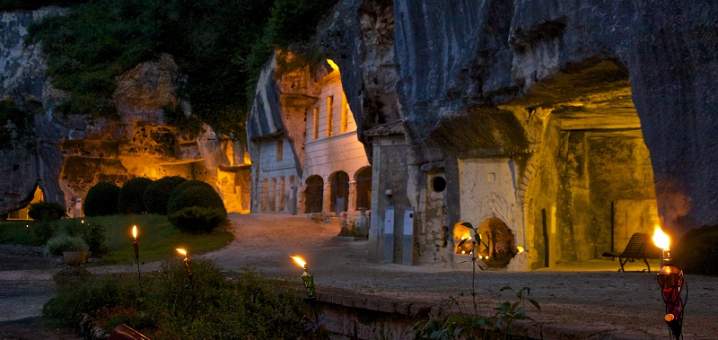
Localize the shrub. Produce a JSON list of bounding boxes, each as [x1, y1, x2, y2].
[[64, 219, 108, 256], [168, 207, 226, 233], [43, 274, 134, 328], [118, 177, 153, 214], [143, 176, 186, 214], [84, 182, 120, 216], [31, 221, 56, 244], [675, 225, 718, 275], [28, 202, 65, 221], [46, 235, 89, 256], [43, 260, 309, 338], [167, 180, 226, 215]]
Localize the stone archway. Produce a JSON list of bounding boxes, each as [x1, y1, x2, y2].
[[330, 171, 349, 213], [304, 175, 324, 213], [354, 166, 372, 210], [477, 217, 517, 268]]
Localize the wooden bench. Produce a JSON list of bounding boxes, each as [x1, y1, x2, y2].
[[602, 233, 660, 272]]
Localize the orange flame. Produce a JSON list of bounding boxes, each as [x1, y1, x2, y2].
[[176, 248, 188, 257], [131, 225, 138, 240], [291, 255, 307, 268], [652, 225, 670, 251], [326, 59, 339, 72]]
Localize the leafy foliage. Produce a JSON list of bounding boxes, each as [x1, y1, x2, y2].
[[414, 287, 540, 340], [143, 176, 186, 214], [118, 177, 153, 214], [168, 206, 226, 233], [43, 260, 312, 338], [46, 234, 88, 255], [28, 0, 336, 138], [166, 180, 227, 232], [83, 181, 120, 216], [63, 219, 108, 256], [31, 221, 56, 244], [166, 180, 226, 214], [28, 202, 65, 221]]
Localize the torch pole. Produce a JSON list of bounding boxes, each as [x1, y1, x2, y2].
[[133, 240, 141, 285]]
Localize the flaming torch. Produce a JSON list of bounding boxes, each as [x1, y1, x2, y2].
[[291, 255, 316, 300], [130, 225, 141, 285], [176, 247, 193, 287], [652, 225, 686, 340]]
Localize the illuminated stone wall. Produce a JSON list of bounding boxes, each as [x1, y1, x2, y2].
[[248, 53, 370, 217], [0, 9, 250, 216]]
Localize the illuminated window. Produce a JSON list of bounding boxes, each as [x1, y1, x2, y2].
[[326, 95, 334, 137], [340, 96, 349, 133], [312, 107, 319, 140], [276, 139, 283, 161]]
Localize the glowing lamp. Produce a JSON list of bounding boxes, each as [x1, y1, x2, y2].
[[131, 225, 138, 241], [290, 255, 316, 299]]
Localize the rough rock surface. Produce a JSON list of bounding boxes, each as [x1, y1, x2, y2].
[[320, 0, 718, 233], [0, 8, 248, 215]]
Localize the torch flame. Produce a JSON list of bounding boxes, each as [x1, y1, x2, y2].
[[652, 225, 670, 251], [131, 225, 138, 240], [291, 255, 307, 269], [326, 59, 340, 72], [516, 246, 525, 254], [176, 248, 188, 257]]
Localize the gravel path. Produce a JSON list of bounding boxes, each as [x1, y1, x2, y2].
[[205, 214, 718, 339]]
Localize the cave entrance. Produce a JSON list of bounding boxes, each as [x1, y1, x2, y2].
[[521, 59, 659, 268], [7, 185, 44, 220], [477, 218, 517, 268], [304, 175, 324, 213]]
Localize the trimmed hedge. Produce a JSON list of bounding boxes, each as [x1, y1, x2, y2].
[[83, 182, 120, 216], [166, 180, 226, 233], [143, 176, 186, 214], [28, 202, 65, 221], [168, 206, 226, 233], [118, 177, 153, 214], [167, 180, 226, 214]]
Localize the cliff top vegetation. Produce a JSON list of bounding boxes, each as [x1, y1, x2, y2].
[[22, 0, 335, 138]]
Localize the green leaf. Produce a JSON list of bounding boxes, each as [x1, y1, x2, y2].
[[528, 298, 541, 311]]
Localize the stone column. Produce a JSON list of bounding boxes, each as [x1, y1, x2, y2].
[[323, 181, 332, 214], [348, 180, 357, 213]]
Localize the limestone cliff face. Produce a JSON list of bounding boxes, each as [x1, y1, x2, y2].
[[0, 7, 66, 213], [0, 8, 248, 215], [320, 0, 718, 232]]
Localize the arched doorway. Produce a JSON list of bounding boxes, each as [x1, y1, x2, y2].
[[355, 166, 372, 210], [304, 175, 324, 213], [330, 171, 349, 213], [477, 218, 517, 268]]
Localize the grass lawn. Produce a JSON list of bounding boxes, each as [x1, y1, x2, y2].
[[0, 220, 39, 246], [90, 214, 234, 264], [0, 214, 234, 264]]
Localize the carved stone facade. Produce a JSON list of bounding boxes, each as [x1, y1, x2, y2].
[[248, 54, 371, 219]]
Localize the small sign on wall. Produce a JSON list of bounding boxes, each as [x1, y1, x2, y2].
[[383, 207, 394, 263]]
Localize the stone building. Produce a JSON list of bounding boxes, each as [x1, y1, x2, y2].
[[248, 54, 371, 219]]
